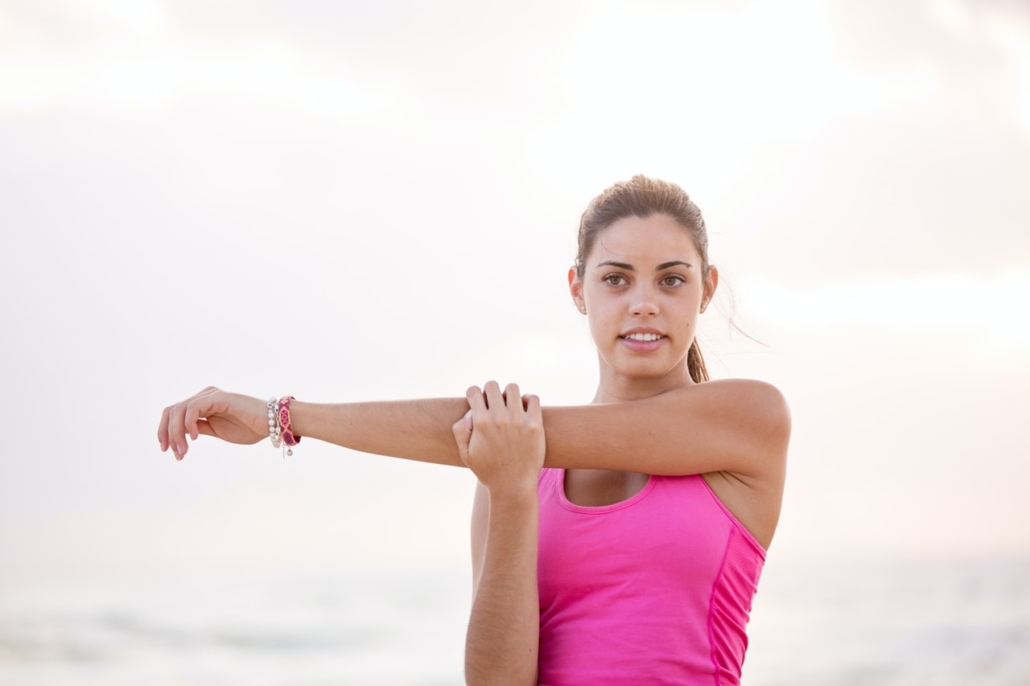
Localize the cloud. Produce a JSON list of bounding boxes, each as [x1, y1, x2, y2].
[[921, 0, 1030, 139], [0, 2, 411, 119], [742, 270, 1030, 360]]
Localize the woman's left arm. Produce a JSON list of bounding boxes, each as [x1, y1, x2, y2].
[[541, 378, 790, 479], [290, 378, 789, 479], [162, 379, 788, 479]]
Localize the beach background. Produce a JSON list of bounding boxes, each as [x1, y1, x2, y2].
[[1, 0, 1028, 683]]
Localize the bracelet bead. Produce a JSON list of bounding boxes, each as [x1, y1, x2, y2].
[[266, 397, 282, 449]]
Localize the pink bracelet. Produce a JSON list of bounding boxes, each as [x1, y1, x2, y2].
[[278, 395, 301, 457]]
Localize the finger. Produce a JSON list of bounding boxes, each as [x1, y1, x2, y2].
[[453, 408, 474, 467], [466, 385, 487, 420], [524, 394, 542, 421], [184, 401, 203, 442], [196, 418, 216, 437], [483, 381, 504, 412], [504, 383, 522, 415], [169, 402, 189, 459], [157, 406, 170, 452], [165, 407, 180, 460], [451, 409, 473, 448], [451, 409, 473, 433]]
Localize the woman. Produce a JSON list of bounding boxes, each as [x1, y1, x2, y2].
[[158, 175, 790, 685]]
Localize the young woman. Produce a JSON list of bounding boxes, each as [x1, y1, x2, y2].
[[158, 175, 790, 685]]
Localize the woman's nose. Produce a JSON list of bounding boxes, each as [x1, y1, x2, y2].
[[629, 285, 659, 316]]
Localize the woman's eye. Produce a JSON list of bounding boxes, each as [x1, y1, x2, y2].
[[603, 274, 627, 286], [661, 275, 685, 287]]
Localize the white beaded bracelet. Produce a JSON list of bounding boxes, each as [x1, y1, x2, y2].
[[266, 397, 282, 449]]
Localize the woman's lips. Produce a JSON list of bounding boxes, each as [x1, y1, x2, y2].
[[619, 332, 666, 352]]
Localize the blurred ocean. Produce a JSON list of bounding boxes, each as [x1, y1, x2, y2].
[[745, 556, 1030, 686], [1, 557, 1027, 685]]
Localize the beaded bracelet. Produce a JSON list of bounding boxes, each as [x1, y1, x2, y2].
[[278, 395, 301, 457], [266, 397, 282, 449]]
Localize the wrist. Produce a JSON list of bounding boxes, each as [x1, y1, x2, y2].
[[485, 480, 539, 509]]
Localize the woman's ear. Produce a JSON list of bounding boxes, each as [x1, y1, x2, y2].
[[568, 267, 586, 314], [701, 265, 719, 313]]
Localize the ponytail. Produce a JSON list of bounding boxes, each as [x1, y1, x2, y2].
[[687, 340, 709, 383]]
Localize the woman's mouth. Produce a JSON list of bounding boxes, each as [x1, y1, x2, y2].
[[620, 332, 666, 350], [622, 333, 664, 342]]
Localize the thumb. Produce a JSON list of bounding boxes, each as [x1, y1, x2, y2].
[[195, 419, 216, 437], [451, 410, 473, 459], [452, 409, 473, 437]]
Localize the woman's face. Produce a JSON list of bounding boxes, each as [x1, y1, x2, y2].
[[569, 213, 717, 389]]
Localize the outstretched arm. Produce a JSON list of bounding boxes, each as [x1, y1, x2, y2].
[[296, 379, 790, 480], [453, 384, 541, 686], [292, 397, 469, 467], [158, 379, 789, 480], [157, 388, 469, 466]]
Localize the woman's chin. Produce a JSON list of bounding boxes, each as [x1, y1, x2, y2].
[[601, 355, 688, 382]]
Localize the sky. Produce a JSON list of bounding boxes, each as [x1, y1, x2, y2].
[[1, 0, 1028, 584]]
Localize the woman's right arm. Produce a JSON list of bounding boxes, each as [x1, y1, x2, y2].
[[464, 480, 539, 686], [453, 385, 542, 686]]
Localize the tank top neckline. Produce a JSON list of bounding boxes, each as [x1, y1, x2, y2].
[[551, 468, 768, 554], [554, 468, 661, 514]]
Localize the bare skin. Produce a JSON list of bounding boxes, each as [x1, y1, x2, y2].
[[452, 383, 543, 686], [459, 214, 788, 684], [157, 381, 787, 547], [155, 213, 790, 686]]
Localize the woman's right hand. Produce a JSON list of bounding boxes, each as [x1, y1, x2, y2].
[[158, 387, 268, 461], [452, 381, 545, 498]]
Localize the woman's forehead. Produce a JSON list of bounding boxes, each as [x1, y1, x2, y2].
[[589, 215, 700, 265]]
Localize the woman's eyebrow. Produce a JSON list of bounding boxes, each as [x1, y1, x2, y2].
[[596, 260, 634, 270], [595, 260, 693, 271]]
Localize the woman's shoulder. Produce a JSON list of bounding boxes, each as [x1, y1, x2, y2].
[[700, 377, 785, 396], [674, 378, 791, 446], [680, 378, 788, 416]]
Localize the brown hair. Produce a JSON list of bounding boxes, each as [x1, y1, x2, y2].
[[575, 175, 712, 383]]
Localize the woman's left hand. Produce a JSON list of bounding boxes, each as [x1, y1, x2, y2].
[[452, 381, 545, 498]]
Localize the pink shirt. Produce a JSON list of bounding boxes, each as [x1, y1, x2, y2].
[[536, 468, 766, 685]]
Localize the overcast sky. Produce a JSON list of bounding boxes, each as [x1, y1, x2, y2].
[[1, 0, 1028, 583]]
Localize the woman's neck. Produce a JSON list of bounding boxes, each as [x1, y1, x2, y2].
[[592, 364, 695, 403]]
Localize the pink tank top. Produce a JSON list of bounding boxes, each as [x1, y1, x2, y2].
[[536, 468, 766, 685]]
